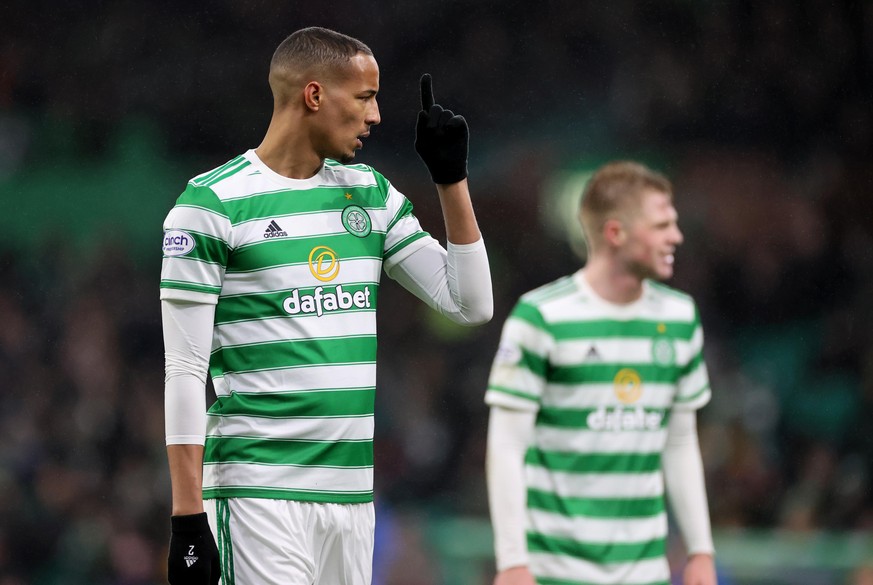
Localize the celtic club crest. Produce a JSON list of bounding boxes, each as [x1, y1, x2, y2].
[[341, 205, 372, 238]]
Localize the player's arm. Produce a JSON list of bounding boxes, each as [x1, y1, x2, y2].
[[163, 299, 215, 511], [414, 74, 480, 245], [386, 73, 492, 325], [384, 236, 492, 325], [486, 406, 537, 585], [662, 409, 717, 585], [162, 298, 220, 584]]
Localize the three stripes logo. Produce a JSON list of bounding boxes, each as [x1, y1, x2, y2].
[[263, 220, 288, 239], [184, 545, 199, 567]]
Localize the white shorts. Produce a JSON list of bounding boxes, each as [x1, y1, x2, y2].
[[205, 498, 375, 585]]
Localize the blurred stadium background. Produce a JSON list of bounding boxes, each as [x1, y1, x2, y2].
[[1, 1, 872, 583]]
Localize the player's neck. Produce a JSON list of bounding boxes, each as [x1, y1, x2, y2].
[[582, 258, 644, 305], [256, 116, 323, 179]]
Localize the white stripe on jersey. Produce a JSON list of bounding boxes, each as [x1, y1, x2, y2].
[[161, 256, 224, 287], [208, 414, 374, 442], [220, 262, 380, 296], [528, 509, 668, 543], [540, 383, 676, 410], [213, 363, 377, 396], [526, 467, 664, 499], [534, 426, 667, 455], [203, 462, 374, 492], [216, 311, 377, 346], [530, 553, 670, 585]]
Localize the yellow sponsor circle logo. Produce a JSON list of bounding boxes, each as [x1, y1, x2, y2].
[[613, 368, 643, 404], [309, 245, 340, 282]]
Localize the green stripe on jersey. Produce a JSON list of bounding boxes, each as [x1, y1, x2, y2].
[[220, 187, 387, 223], [510, 302, 548, 329], [536, 579, 668, 585], [548, 319, 696, 341], [526, 449, 662, 473], [211, 388, 375, 418], [386, 196, 414, 231], [204, 437, 373, 467], [384, 231, 429, 259], [203, 486, 373, 504], [160, 280, 222, 295], [527, 489, 665, 518], [211, 335, 377, 374], [536, 406, 669, 430], [550, 363, 683, 385], [229, 233, 383, 273], [192, 156, 246, 186], [162, 230, 229, 265], [175, 184, 229, 217], [527, 532, 666, 564], [214, 283, 377, 324]]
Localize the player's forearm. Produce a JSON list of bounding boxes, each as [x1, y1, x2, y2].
[[487, 407, 536, 571], [663, 410, 715, 555], [168, 444, 206, 515], [386, 238, 492, 325], [435, 179, 481, 245]]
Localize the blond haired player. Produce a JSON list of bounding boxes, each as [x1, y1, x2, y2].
[[486, 161, 715, 585]]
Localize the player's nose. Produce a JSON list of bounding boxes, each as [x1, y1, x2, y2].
[[366, 100, 381, 126]]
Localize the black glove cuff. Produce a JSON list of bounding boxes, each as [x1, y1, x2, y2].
[[171, 512, 210, 533], [430, 163, 468, 185]]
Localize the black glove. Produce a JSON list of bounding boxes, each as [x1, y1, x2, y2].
[[168, 513, 220, 585], [414, 73, 469, 184]]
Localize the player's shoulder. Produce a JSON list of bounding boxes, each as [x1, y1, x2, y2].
[[177, 152, 261, 210], [324, 160, 386, 190], [646, 280, 699, 320], [189, 154, 253, 190], [519, 274, 579, 309]]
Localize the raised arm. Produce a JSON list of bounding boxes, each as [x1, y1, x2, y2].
[[386, 73, 492, 324]]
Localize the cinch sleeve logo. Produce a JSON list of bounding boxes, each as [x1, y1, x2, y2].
[[162, 229, 196, 256]]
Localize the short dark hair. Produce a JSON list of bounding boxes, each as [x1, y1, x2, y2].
[[271, 27, 372, 75]]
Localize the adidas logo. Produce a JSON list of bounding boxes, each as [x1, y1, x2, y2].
[[184, 545, 199, 567], [263, 220, 288, 239], [585, 345, 601, 361]]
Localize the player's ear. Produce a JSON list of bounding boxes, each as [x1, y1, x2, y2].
[[304, 82, 323, 111], [603, 218, 626, 247]]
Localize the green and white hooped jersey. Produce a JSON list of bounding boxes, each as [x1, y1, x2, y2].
[[160, 150, 433, 504], [485, 271, 711, 585]]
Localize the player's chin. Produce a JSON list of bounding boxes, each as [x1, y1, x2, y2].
[[655, 265, 674, 281], [337, 150, 357, 164]]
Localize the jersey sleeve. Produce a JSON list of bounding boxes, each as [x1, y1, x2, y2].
[[485, 300, 554, 412], [674, 302, 711, 411], [159, 183, 233, 305], [373, 170, 434, 271]]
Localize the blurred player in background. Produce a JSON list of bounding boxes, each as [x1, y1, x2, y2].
[[485, 162, 716, 585], [160, 26, 492, 584]]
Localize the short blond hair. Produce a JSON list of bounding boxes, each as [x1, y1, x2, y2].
[[579, 161, 672, 250]]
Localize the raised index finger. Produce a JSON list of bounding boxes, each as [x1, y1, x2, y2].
[[420, 73, 434, 111]]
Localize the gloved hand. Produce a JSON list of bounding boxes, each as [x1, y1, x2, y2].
[[414, 73, 469, 184], [168, 513, 220, 585]]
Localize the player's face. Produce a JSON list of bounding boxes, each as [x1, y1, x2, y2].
[[619, 189, 684, 281], [316, 53, 381, 164]]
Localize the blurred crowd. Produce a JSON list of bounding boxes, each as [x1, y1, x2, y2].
[[1, 0, 872, 583]]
